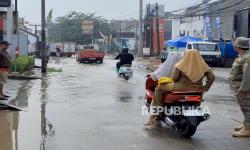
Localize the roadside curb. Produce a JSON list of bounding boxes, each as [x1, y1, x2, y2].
[[8, 72, 41, 80]]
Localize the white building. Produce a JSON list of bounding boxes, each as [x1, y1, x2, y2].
[[179, 16, 204, 38], [166, 0, 250, 40]]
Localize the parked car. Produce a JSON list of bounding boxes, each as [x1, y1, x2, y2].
[[186, 42, 222, 66], [76, 46, 105, 63]]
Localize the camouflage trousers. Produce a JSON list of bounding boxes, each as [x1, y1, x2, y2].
[[0, 72, 7, 85], [237, 95, 250, 123], [230, 81, 250, 123]]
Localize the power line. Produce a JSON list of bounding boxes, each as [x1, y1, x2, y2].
[[111, 10, 145, 20], [48, 0, 247, 32], [167, 0, 248, 19], [168, 0, 209, 13]]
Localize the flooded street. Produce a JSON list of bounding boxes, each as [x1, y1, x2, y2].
[[1, 57, 250, 150]]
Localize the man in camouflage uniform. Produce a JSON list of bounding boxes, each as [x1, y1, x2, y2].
[[230, 37, 250, 137], [0, 41, 11, 100]]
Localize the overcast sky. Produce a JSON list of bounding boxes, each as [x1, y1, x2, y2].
[[18, 0, 201, 24]]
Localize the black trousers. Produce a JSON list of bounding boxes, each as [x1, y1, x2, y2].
[[116, 62, 121, 71]]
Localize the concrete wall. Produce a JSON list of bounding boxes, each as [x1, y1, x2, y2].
[[179, 16, 204, 38], [210, 0, 250, 39], [171, 19, 180, 39]]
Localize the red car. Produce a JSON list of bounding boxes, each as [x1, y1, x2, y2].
[[76, 46, 105, 63]]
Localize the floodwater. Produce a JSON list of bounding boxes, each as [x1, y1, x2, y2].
[[0, 58, 249, 150]]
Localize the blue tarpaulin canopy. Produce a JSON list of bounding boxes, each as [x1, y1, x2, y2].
[[165, 36, 202, 48]]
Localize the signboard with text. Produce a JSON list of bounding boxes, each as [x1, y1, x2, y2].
[[81, 21, 94, 35]]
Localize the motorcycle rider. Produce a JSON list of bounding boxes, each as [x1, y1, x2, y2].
[[144, 49, 215, 127], [0, 41, 11, 100], [115, 48, 134, 71], [151, 52, 182, 81], [56, 46, 62, 58]]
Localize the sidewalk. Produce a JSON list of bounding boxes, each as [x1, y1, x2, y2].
[[1, 79, 25, 105], [1, 60, 41, 108]]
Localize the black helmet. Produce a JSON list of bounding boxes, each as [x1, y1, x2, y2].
[[122, 48, 129, 53]]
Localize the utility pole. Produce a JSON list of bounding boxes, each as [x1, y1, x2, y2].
[[7, 0, 13, 55], [145, 4, 151, 49], [138, 0, 143, 56], [41, 0, 47, 73], [150, 8, 153, 56], [155, 3, 160, 56], [15, 0, 20, 59], [15, 0, 17, 28], [119, 20, 122, 45]]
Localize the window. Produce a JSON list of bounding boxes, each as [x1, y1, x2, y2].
[[84, 46, 94, 49], [187, 44, 192, 49], [193, 43, 218, 51]]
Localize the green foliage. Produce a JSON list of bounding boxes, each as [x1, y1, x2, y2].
[[11, 56, 34, 73], [46, 9, 53, 26], [47, 11, 111, 44], [47, 68, 63, 72]]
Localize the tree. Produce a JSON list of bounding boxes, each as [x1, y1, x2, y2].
[[46, 9, 53, 26], [47, 11, 112, 44]]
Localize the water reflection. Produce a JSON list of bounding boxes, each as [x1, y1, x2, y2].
[[0, 111, 19, 150], [40, 74, 55, 150], [117, 91, 133, 103], [9, 81, 32, 108], [115, 83, 134, 103]]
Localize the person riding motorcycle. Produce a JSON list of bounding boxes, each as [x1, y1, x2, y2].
[[115, 48, 134, 71], [151, 52, 182, 81], [56, 47, 62, 58], [144, 49, 215, 127]]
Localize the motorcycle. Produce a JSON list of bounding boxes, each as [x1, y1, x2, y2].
[[145, 75, 210, 137], [116, 64, 133, 80]]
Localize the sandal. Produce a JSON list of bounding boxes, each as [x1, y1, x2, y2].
[[144, 120, 157, 126], [143, 115, 159, 127]]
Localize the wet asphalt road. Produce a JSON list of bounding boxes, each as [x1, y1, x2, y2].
[[0, 57, 250, 150]]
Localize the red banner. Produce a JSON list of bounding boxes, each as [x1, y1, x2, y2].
[[0, 17, 4, 32], [152, 18, 165, 55]]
